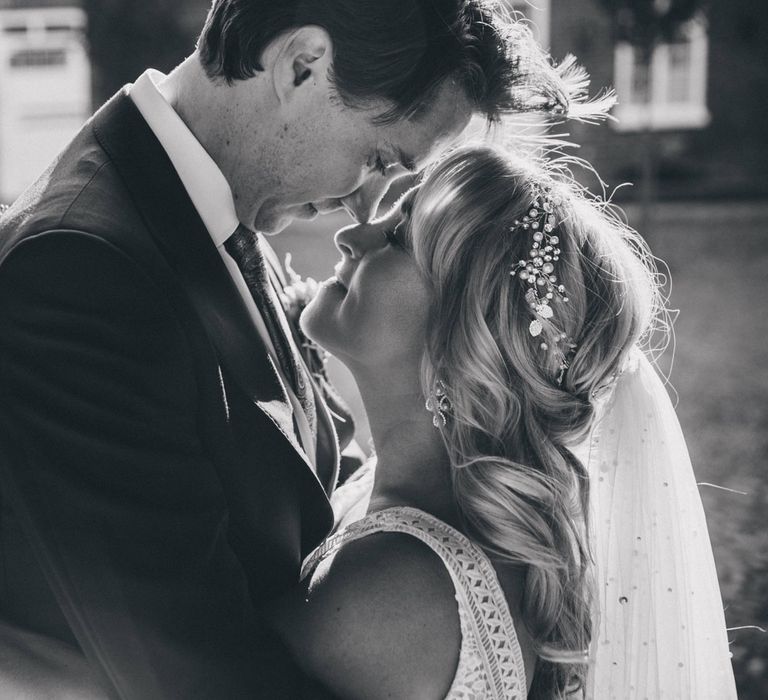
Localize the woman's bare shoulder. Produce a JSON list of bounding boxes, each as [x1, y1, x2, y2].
[[268, 531, 461, 700]]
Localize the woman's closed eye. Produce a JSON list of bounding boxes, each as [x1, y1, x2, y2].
[[383, 223, 409, 250], [380, 187, 417, 250]]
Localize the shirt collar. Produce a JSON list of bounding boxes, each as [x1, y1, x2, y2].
[[129, 69, 239, 247]]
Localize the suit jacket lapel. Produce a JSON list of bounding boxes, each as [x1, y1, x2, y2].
[[91, 89, 327, 488]]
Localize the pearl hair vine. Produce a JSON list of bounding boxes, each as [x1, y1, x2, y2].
[[509, 186, 577, 385]]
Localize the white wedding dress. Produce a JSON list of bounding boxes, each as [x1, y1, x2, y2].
[[305, 350, 736, 699], [301, 505, 528, 700]]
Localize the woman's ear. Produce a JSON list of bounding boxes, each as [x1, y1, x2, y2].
[[271, 26, 332, 105]]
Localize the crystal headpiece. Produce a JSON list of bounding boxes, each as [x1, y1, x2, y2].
[[509, 186, 577, 385]]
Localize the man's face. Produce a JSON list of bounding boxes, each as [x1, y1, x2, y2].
[[234, 80, 473, 234]]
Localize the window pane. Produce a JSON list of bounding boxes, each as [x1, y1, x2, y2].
[[10, 49, 67, 69], [631, 48, 651, 103], [667, 42, 692, 103]]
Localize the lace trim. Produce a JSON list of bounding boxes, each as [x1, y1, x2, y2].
[[301, 506, 527, 699]]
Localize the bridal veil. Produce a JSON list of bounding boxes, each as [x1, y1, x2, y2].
[[581, 350, 737, 699]]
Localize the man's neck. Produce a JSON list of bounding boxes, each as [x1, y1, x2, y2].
[[159, 57, 225, 166], [159, 55, 271, 225]]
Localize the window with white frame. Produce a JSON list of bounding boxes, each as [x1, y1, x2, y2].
[[613, 16, 709, 131]]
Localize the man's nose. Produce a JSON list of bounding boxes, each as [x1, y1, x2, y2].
[[340, 176, 394, 224]]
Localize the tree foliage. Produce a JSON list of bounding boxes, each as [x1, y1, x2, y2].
[[597, 0, 706, 50], [82, 0, 211, 104]]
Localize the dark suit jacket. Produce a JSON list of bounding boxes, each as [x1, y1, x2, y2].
[[0, 87, 341, 698]]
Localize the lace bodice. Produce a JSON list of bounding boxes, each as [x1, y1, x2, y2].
[[301, 506, 528, 699]]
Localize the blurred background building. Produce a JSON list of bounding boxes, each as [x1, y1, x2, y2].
[[554, 0, 768, 202], [0, 0, 766, 696], [4, 0, 765, 203], [0, 0, 90, 202]]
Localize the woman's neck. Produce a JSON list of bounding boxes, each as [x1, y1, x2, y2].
[[352, 367, 460, 526]]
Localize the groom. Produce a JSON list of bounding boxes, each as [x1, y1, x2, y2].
[[0, 1, 531, 697]]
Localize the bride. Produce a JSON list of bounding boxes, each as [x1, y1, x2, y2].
[[265, 145, 736, 698], [1, 145, 736, 698]]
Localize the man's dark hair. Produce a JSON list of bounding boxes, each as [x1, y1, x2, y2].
[[198, 0, 584, 123]]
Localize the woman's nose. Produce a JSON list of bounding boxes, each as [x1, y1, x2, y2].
[[334, 222, 384, 260]]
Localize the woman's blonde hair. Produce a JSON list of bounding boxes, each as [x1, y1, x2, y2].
[[409, 145, 662, 698]]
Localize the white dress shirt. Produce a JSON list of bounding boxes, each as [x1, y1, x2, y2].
[[129, 69, 316, 465]]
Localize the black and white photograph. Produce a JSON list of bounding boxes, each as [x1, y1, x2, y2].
[[0, 1, 765, 698]]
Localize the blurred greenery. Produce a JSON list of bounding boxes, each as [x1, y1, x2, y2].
[[82, 0, 209, 105], [596, 0, 704, 47]]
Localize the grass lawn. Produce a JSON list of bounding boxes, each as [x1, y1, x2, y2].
[[271, 199, 768, 696]]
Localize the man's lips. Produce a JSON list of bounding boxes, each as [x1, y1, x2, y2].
[[312, 200, 345, 216], [301, 203, 319, 219]]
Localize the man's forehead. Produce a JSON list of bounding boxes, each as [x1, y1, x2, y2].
[[390, 88, 473, 171], [426, 81, 474, 134]]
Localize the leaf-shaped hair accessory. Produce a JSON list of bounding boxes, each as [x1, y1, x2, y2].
[[510, 185, 576, 385]]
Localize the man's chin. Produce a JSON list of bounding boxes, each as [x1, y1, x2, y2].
[[253, 204, 319, 235], [250, 213, 292, 236]]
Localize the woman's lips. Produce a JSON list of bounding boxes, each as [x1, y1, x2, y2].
[[333, 263, 351, 291]]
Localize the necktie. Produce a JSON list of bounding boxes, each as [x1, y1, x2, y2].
[[224, 225, 316, 438]]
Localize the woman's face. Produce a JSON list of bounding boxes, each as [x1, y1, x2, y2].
[[300, 189, 430, 372]]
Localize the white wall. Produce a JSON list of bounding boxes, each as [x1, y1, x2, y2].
[[0, 6, 90, 202]]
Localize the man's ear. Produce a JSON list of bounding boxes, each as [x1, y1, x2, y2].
[[272, 26, 332, 105]]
